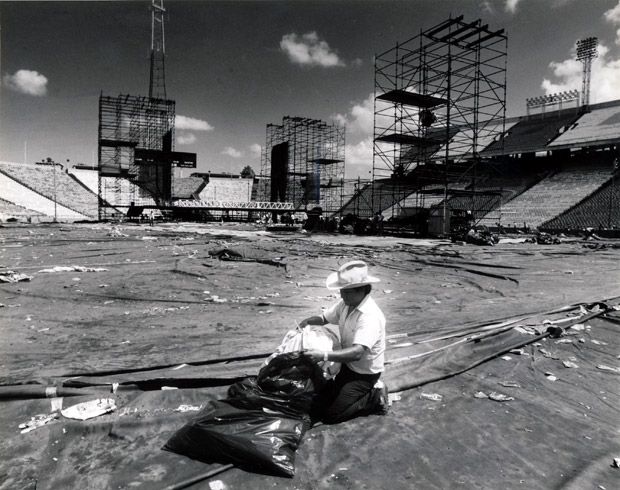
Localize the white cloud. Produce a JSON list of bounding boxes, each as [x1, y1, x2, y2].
[[177, 133, 197, 145], [3, 69, 48, 96], [332, 93, 374, 136], [249, 143, 262, 158], [345, 137, 373, 167], [541, 43, 620, 103], [175, 115, 213, 131], [604, 1, 620, 24], [280, 32, 344, 67], [505, 0, 521, 14], [222, 146, 243, 158], [605, 1, 620, 44]]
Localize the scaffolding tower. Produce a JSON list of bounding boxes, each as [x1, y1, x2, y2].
[[97, 94, 178, 220], [259, 116, 345, 214], [373, 15, 508, 226]]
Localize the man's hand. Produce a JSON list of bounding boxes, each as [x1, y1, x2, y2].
[[302, 350, 325, 363]]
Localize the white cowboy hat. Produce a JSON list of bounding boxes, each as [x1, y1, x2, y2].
[[325, 260, 380, 290]]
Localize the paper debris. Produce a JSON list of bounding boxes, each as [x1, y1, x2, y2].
[[61, 398, 116, 420], [596, 365, 620, 374], [509, 348, 526, 355], [501, 355, 512, 361], [545, 372, 558, 381], [19, 413, 59, 433], [562, 361, 579, 369], [499, 381, 521, 388], [174, 404, 203, 413], [420, 393, 443, 402], [38, 265, 108, 273], [591, 339, 608, 346], [0, 271, 32, 283], [488, 392, 514, 402], [555, 339, 573, 344], [474, 391, 488, 399], [209, 481, 227, 490]]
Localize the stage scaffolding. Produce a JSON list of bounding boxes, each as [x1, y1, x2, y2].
[[373, 15, 507, 225], [97, 94, 179, 220], [259, 116, 345, 214]]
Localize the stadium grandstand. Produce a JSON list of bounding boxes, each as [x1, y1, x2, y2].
[[341, 99, 620, 235]]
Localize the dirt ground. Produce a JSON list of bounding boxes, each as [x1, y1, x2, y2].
[[1, 221, 619, 489]]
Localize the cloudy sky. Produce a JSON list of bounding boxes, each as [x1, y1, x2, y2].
[[2, 0, 620, 179]]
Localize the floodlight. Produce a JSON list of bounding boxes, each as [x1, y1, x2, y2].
[[576, 37, 598, 61]]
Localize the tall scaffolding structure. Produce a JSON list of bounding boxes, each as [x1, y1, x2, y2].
[[149, 0, 167, 100], [373, 15, 507, 227], [97, 94, 180, 220], [259, 116, 345, 214]]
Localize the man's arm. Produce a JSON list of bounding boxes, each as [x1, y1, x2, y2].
[[299, 315, 327, 328], [304, 344, 366, 363]]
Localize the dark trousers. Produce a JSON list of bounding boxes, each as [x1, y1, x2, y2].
[[313, 365, 381, 425]]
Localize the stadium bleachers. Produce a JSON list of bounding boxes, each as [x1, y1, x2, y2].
[[542, 176, 619, 230], [0, 162, 98, 218], [549, 100, 620, 149], [199, 177, 254, 202], [478, 166, 612, 229], [0, 197, 45, 221], [482, 110, 581, 156], [0, 165, 92, 221]]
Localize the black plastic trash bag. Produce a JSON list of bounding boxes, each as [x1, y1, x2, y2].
[[163, 399, 308, 477], [163, 352, 324, 477]]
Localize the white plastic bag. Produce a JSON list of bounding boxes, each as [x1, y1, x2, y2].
[[266, 325, 341, 379]]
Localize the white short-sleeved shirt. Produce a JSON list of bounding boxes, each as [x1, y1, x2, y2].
[[322, 294, 386, 374]]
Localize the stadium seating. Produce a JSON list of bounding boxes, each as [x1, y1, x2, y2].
[[479, 166, 612, 229], [198, 177, 254, 202], [0, 197, 45, 222], [542, 176, 619, 230], [0, 165, 92, 221], [549, 100, 620, 149], [482, 110, 581, 156], [0, 162, 98, 218]]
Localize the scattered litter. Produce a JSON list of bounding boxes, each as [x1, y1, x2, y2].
[[562, 360, 579, 369], [570, 324, 586, 332], [161, 386, 178, 390], [420, 393, 443, 402], [141, 236, 158, 241], [488, 392, 514, 402], [545, 372, 558, 381], [103, 300, 114, 305], [38, 265, 108, 273], [209, 480, 226, 490], [499, 381, 521, 388], [612, 458, 620, 468], [0, 271, 32, 283], [204, 295, 227, 303], [37, 328, 50, 333], [596, 365, 620, 374], [61, 398, 116, 420], [554, 339, 573, 344], [383, 289, 393, 294], [591, 339, 608, 346], [501, 355, 512, 361], [19, 413, 59, 433], [388, 393, 401, 403], [474, 391, 488, 399], [509, 348, 527, 356], [174, 404, 203, 413], [539, 349, 559, 360], [99, 284, 108, 288]]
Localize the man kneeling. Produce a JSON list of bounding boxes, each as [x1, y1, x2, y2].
[[300, 260, 388, 424]]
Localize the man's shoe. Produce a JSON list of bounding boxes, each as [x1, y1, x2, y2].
[[373, 379, 390, 415]]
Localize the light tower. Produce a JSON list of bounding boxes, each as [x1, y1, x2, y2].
[[149, 0, 167, 100], [576, 37, 598, 107]]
